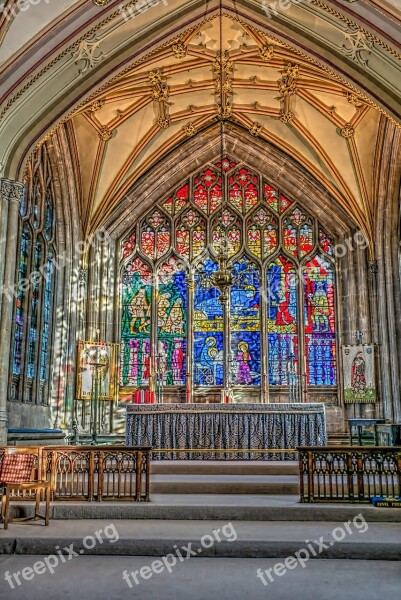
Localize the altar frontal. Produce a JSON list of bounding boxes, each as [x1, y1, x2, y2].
[[126, 403, 327, 460]]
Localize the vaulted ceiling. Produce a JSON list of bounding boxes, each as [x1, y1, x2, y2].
[[71, 16, 380, 240], [1, 0, 401, 247]]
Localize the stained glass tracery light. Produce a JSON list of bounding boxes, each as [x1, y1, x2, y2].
[[304, 255, 336, 385], [141, 210, 170, 260], [230, 257, 261, 385], [193, 259, 223, 386], [121, 258, 152, 387], [12, 145, 57, 404], [13, 227, 31, 376], [157, 257, 187, 385], [267, 256, 298, 385]]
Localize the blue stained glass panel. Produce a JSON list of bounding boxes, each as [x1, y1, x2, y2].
[[40, 250, 54, 381], [267, 256, 298, 385], [194, 259, 223, 385], [230, 257, 261, 385], [27, 240, 43, 379], [13, 227, 30, 376]]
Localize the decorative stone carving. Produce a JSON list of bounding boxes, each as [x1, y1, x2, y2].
[[258, 44, 274, 62], [149, 70, 171, 127], [149, 70, 170, 103], [78, 268, 88, 285], [157, 116, 171, 129], [72, 38, 104, 75], [171, 38, 187, 59], [88, 99, 105, 113], [0, 179, 24, 203], [346, 91, 364, 108], [279, 110, 295, 124], [368, 259, 378, 279], [339, 123, 355, 138], [342, 27, 373, 67], [214, 50, 234, 121], [277, 63, 299, 98], [183, 122, 197, 137], [249, 122, 262, 136], [98, 125, 114, 141]]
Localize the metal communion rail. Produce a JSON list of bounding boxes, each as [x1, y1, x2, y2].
[[298, 446, 401, 503], [0, 446, 151, 501]]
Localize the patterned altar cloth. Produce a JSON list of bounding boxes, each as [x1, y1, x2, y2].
[[125, 403, 327, 460]]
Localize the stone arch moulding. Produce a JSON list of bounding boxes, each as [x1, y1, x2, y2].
[[92, 124, 372, 433], [2, 0, 401, 181]]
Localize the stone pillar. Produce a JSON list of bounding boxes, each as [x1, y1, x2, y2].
[[0, 179, 24, 444]]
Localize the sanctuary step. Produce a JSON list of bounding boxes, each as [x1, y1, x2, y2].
[[1, 519, 401, 560], [8, 495, 401, 522], [149, 460, 299, 495]]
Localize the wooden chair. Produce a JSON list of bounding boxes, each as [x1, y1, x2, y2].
[[0, 448, 51, 530]]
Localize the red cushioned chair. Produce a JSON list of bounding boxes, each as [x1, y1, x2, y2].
[[0, 448, 51, 529]]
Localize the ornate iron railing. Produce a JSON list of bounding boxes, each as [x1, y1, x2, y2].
[[0, 446, 151, 502], [299, 446, 401, 503]]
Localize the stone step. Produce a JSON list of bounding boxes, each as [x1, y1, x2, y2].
[[150, 460, 299, 475], [150, 474, 299, 495], [8, 496, 401, 522], [1, 520, 400, 560]]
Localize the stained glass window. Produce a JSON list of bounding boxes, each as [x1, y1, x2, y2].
[[230, 257, 261, 385], [193, 168, 222, 215], [157, 257, 187, 385], [267, 256, 298, 385], [247, 208, 277, 259], [122, 233, 136, 259], [229, 167, 258, 213], [283, 207, 314, 258], [12, 144, 57, 404], [40, 250, 54, 381], [121, 258, 152, 387], [120, 158, 337, 392], [304, 255, 336, 385], [27, 239, 43, 380], [141, 210, 170, 260], [13, 226, 31, 376], [162, 183, 189, 216], [193, 259, 223, 385], [176, 209, 206, 261], [212, 209, 241, 257]]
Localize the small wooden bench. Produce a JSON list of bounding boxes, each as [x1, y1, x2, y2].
[[0, 448, 51, 529]]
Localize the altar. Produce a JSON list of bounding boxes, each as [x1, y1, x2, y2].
[[125, 403, 327, 460]]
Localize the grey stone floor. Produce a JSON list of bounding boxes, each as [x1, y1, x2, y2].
[[0, 556, 400, 600]]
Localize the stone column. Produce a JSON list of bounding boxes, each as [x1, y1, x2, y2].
[[0, 179, 24, 444]]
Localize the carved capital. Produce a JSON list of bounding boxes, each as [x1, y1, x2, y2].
[[0, 179, 24, 204]]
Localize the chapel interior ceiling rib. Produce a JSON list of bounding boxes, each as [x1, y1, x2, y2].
[[68, 17, 379, 242]]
